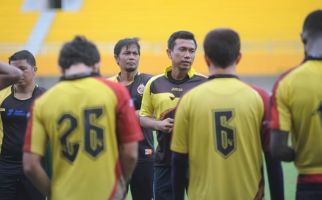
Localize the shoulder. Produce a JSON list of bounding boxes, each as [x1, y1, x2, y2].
[[181, 80, 208, 99], [146, 74, 164, 86], [35, 86, 46, 95], [107, 75, 119, 82], [149, 74, 164, 82], [193, 72, 207, 79], [273, 64, 302, 92], [93, 77, 131, 104], [138, 73, 153, 80], [93, 77, 127, 94], [0, 86, 12, 103], [242, 82, 269, 101], [191, 73, 208, 83], [0, 86, 12, 94], [32, 85, 58, 108], [237, 80, 267, 100], [139, 74, 165, 96], [135, 73, 153, 85], [178, 83, 203, 109]]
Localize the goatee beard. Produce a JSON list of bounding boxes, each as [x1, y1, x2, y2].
[[125, 67, 137, 73]]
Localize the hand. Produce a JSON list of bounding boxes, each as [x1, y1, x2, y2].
[[156, 118, 174, 133]]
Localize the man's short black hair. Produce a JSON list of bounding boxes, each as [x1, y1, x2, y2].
[[9, 50, 36, 67], [303, 10, 322, 34], [59, 36, 100, 69], [168, 30, 197, 50], [114, 38, 140, 57], [203, 28, 240, 68]]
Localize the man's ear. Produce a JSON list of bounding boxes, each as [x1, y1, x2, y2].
[[166, 49, 172, 60], [93, 62, 100, 73], [34, 67, 37, 72], [301, 32, 307, 45], [204, 55, 211, 67], [235, 53, 242, 65], [114, 55, 119, 65], [59, 67, 65, 74]]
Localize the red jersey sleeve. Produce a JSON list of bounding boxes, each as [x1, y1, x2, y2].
[[251, 85, 271, 152]]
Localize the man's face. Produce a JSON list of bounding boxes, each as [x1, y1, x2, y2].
[[9, 59, 35, 87], [168, 39, 196, 71], [116, 44, 140, 73]]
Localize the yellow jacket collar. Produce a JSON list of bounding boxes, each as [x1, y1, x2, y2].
[[164, 66, 196, 78]]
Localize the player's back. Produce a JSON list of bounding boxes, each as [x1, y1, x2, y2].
[[34, 76, 125, 200], [183, 75, 265, 199], [272, 60, 322, 174]]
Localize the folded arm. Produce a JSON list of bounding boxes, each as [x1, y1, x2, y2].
[[0, 62, 22, 89], [270, 130, 295, 162]]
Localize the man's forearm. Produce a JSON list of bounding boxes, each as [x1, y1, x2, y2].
[[264, 152, 284, 200], [0, 62, 22, 89], [140, 116, 158, 130], [140, 116, 174, 133], [120, 156, 137, 182], [23, 153, 50, 196], [0, 62, 22, 76], [25, 167, 50, 196], [119, 142, 138, 182]]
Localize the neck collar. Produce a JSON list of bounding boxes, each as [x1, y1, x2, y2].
[[208, 74, 239, 80], [305, 55, 322, 61], [116, 72, 139, 82], [164, 66, 195, 79], [61, 72, 99, 81]]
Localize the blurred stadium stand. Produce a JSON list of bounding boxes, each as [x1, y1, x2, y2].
[[0, 0, 321, 80], [0, 0, 39, 55]]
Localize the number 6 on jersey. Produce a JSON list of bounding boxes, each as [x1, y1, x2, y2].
[[213, 110, 236, 158]]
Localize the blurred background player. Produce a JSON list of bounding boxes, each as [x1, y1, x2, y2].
[[271, 10, 322, 200], [0, 50, 46, 200], [22, 36, 143, 200], [140, 30, 206, 200], [0, 62, 22, 90], [171, 28, 284, 200], [109, 38, 154, 200]]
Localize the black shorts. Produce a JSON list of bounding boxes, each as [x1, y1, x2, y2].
[[296, 183, 322, 200], [0, 172, 45, 200], [296, 174, 322, 200], [128, 160, 154, 200], [153, 166, 173, 200]]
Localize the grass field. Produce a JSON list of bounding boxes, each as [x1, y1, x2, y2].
[[265, 162, 297, 200], [282, 162, 297, 200]]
